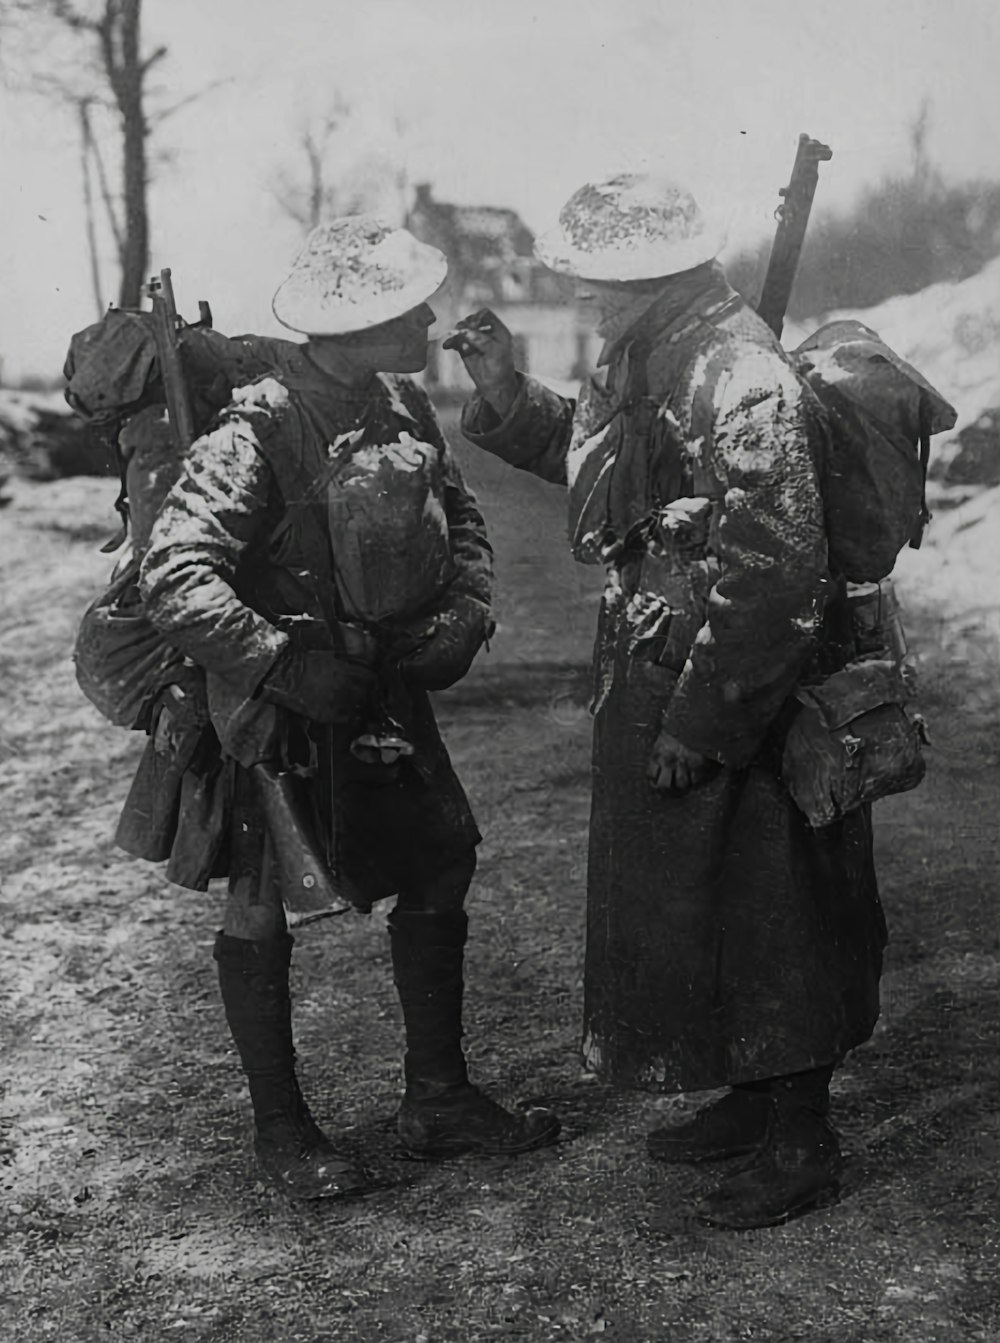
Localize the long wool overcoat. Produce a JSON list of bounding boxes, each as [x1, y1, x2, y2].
[[463, 265, 887, 1092]]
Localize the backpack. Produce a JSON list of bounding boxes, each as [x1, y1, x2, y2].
[[74, 553, 188, 729], [790, 319, 957, 582], [72, 408, 190, 730], [67, 315, 276, 728]]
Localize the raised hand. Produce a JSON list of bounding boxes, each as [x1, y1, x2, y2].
[[442, 309, 520, 415]]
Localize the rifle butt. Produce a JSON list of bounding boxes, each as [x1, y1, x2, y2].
[[250, 762, 371, 922]]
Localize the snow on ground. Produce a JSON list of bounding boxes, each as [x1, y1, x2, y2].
[[0, 386, 68, 430], [893, 483, 1000, 661]]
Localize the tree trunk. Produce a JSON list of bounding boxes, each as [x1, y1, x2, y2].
[[112, 0, 148, 308]]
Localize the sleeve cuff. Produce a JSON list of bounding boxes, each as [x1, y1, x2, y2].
[[660, 678, 769, 771], [460, 374, 571, 473], [461, 374, 528, 447], [218, 623, 290, 701]]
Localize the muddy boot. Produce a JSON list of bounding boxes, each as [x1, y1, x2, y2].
[[695, 1068, 841, 1229], [646, 1085, 773, 1164], [214, 931, 365, 1200], [388, 909, 560, 1159]]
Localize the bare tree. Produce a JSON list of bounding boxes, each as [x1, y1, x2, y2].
[[272, 100, 409, 234], [96, 0, 161, 305], [1, 0, 166, 308], [727, 101, 1000, 318], [908, 97, 935, 195], [272, 96, 354, 232]]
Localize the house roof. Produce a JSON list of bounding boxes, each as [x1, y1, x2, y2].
[[407, 184, 571, 302]]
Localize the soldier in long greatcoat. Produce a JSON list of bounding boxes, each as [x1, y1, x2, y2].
[[131, 219, 559, 1200], [449, 174, 887, 1229]]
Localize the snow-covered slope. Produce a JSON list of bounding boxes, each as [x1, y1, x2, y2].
[[785, 255, 1000, 440]]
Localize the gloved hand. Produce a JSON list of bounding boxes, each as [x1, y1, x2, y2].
[[399, 593, 493, 692], [259, 647, 376, 723], [647, 729, 719, 794]]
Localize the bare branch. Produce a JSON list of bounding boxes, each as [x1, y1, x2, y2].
[[46, 0, 98, 32], [87, 107, 125, 253], [269, 96, 357, 233], [78, 98, 105, 317], [150, 76, 233, 126], [269, 172, 315, 230], [139, 41, 166, 76]]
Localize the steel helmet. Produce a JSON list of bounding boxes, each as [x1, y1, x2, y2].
[[534, 172, 726, 282], [272, 216, 448, 335]]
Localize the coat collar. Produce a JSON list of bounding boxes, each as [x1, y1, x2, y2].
[[597, 261, 736, 371]]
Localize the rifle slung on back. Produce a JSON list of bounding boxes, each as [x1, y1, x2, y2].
[[756, 134, 833, 340]]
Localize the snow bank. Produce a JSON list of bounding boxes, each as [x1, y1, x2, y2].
[[0, 386, 70, 436], [894, 483, 1000, 630], [784, 254, 1000, 439]]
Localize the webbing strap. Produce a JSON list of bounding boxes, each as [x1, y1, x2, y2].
[[910, 387, 933, 551]]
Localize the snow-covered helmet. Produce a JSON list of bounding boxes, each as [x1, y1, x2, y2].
[[272, 216, 448, 335], [534, 172, 726, 282]]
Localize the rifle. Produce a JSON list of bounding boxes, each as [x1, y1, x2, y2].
[[146, 268, 213, 452], [756, 134, 833, 340]]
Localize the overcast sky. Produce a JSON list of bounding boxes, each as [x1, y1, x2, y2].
[[2, 0, 998, 380]]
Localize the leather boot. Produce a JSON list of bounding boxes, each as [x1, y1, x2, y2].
[[695, 1067, 841, 1229], [646, 1085, 773, 1164], [388, 909, 560, 1158], [214, 931, 365, 1200]]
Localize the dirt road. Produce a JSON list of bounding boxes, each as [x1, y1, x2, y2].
[[1, 466, 999, 1342]]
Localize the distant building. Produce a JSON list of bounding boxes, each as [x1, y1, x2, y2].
[[406, 183, 600, 395]]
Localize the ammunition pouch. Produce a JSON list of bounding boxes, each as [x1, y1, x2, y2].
[[782, 658, 927, 828]]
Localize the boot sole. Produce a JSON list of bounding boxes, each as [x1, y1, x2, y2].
[[695, 1179, 841, 1231], [255, 1146, 368, 1201], [399, 1120, 562, 1161], [647, 1138, 765, 1166], [259, 1169, 369, 1200]]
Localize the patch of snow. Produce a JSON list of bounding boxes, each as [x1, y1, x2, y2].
[[784, 255, 1000, 437]]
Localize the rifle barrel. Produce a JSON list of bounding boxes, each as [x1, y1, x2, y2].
[[756, 134, 832, 341]]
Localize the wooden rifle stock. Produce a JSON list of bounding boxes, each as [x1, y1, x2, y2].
[[756, 134, 833, 340], [251, 762, 369, 925]]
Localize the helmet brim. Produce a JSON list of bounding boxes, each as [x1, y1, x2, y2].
[[534, 220, 727, 282], [271, 229, 445, 338]]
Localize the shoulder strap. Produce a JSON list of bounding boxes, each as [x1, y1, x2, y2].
[[909, 388, 933, 551], [251, 402, 353, 647]]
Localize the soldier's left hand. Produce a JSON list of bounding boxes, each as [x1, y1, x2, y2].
[[647, 729, 718, 793], [400, 593, 494, 692]]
